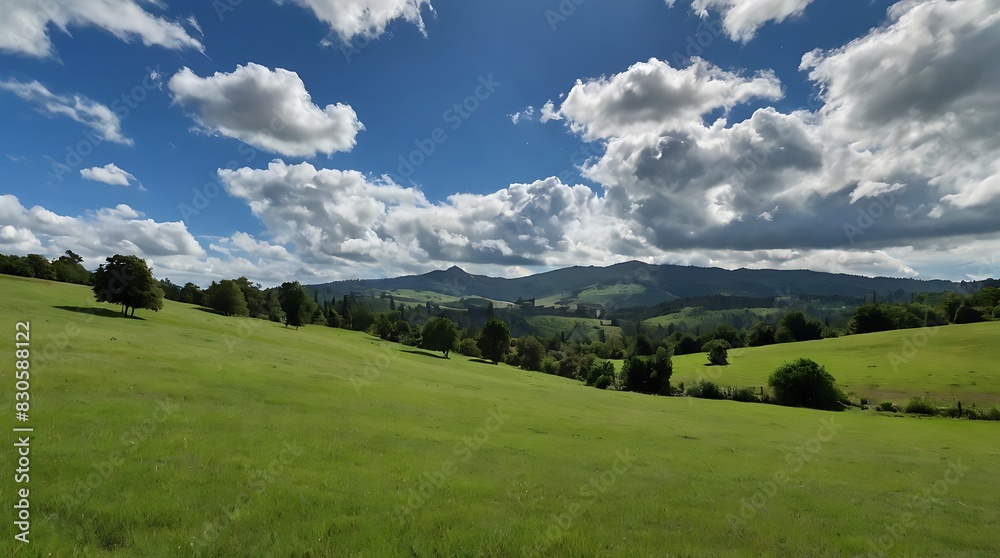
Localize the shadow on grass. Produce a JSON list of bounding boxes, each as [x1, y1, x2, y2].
[[469, 358, 498, 366], [191, 306, 222, 315], [402, 349, 449, 360], [53, 306, 145, 320]]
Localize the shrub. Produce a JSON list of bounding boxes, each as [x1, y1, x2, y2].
[[702, 339, 730, 366], [503, 352, 521, 368], [621, 351, 672, 395], [776, 312, 824, 342], [577, 354, 597, 379], [746, 322, 776, 347], [774, 325, 796, 344], [953, 305, 985, 324], [557, 356, 582, 380], [725, 386, 760, 403], [962, 405, 1000, 421], [399, 332, 421, 347], [586, 360, 616, 387], [517, 336, 546, 371], [849, 303, 895, 334], [686, 379, 725, 400], [671, 333, 702, 355], [767, 358, 845, 411], [540, 356, 559, 375], [458, 337, 482, 358], [877, 400, 897, 412], [903, 397, 938, 416], [963, 405, 984, 420], [684, 382, 760, 403], [593, 374, 613, 390]]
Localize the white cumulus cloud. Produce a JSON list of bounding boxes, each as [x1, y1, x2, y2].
[[80, 164, 137, 187], [0, 79, 132, 145], [525, 0, 1000, 270], [218, 160, 615, 273], [0, 195, 204, 261], [168, 63, 364, 158], [803, 0, 1000, 217], [283, 0, 434, 42], [553, 57, 783, 140], [0, 0, 203, 58], [668, 0, 815, 42]]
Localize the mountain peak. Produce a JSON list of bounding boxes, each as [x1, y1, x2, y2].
[[444, 265, 469, 275]]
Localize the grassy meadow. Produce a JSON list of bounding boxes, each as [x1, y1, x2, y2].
[[642, 307, 781, 332], [526, 316, 624, 343], [671, 323, 1000, 407], [2, 274, 999, 556]]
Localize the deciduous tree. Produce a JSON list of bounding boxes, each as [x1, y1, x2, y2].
[[703, 339, 730, 366], [517, 336, 546, 371], [92, 254, 164, 317], [210, 279, 249, 317], [279, 281, 314, 329], [421, 317, 459, 358], [768, 358, 845, 411], [477, 318, 511, 364]]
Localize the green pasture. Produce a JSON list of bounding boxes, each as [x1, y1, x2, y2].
[[1, 275, 997, 556]]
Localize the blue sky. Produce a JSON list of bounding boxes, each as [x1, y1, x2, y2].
[[2, 0, 999, 286]]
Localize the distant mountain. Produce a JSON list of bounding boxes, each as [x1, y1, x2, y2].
[[306, 261, 974, 310]]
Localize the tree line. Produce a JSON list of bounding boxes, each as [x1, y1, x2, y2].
[[5, 251, 999, 401], [848, 287, 1000, 333], [0, 251, 93, 285]]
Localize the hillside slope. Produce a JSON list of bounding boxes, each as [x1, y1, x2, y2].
[[672, 322, 1000, 406], [2, 275, 998, 556]]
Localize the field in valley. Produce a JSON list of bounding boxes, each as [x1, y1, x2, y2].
[[670, 323, 1000, 407], [2, 274, 999, 556]]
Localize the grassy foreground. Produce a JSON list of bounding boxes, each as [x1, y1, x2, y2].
[[1, 275, 999, 557]]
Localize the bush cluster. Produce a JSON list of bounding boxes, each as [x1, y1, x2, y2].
[[685, 380, 763, 403], [767, 358, 846, 411], [903, 397, 938, 416]]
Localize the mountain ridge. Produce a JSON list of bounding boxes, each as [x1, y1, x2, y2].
[[306, 261, 974, 309]]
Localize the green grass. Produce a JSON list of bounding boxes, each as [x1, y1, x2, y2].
[[387, 289, 513, 309], [526, 315, 623, 343], [2, 274, 999, 556], [574, 284, 667, 308], [388, 288, 467, 307], [538, 283, 674, 310], [642, 306, 780, 333], [532, 292, 574, 308], [672, 323, 1000, 407]]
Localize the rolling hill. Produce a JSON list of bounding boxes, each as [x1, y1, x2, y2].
[[670, 322, 1000, 407], [306, 260, 973, 311], [2, 274, 999, 556]]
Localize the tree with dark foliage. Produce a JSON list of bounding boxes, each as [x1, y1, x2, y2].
[[478, 318, 511, 364], [92, 254, 164, 317], [703, 339, 730, 366], [768, 358, 845, 411], [279, 281, 314, 329], [51, 250, 92, 284], [622, 347, 672, 395], [210, 279, 250, 316], [421, 317, 460, 358]]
